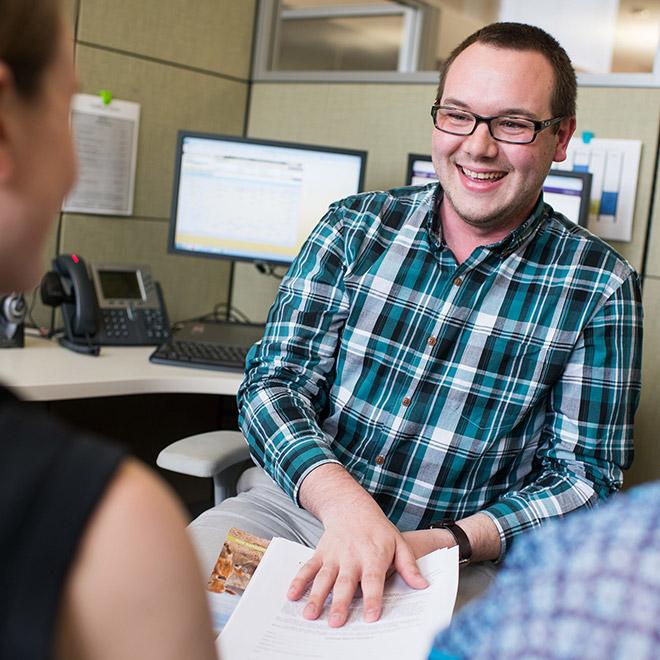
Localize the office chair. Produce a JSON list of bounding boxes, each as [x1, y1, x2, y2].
[[157, 430, 251, 505]]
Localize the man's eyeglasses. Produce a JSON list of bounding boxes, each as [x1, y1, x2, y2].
[[431, 104, 564, 145]]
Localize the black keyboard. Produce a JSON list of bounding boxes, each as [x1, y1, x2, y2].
[[150, 338, 249, 371]]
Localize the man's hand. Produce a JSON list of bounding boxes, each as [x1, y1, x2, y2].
[[288, 464, 428, 627]]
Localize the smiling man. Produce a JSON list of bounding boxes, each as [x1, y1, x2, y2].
[[190, 23, 642, 629], [432, 40, 575, 262]]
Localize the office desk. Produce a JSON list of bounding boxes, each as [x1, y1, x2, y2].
[[0, 334, 245, 512], [0, 334, 244, 401]]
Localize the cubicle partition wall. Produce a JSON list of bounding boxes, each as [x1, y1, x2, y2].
[[38, 1, 660, 486], [43, 0, 258, 328], [243, 80, 660, 487]]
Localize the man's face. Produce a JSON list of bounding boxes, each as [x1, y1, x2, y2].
[[432, 42, 575, 233]]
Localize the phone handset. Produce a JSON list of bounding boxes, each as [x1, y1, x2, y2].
[[54, 254, 98, 336], [41, 254, 101, 355]]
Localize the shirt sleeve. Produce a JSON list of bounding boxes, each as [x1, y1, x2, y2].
[[237, 202, 350, 503], [480, 270, 643, 556]]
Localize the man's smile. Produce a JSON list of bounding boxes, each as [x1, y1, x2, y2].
[[458, 165, 507, 182]]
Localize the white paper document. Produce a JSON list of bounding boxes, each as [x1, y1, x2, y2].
[[63, 93, 140, 216], [218, 537, 459, 660]]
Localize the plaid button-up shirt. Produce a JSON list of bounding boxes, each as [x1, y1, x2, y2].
[[238, 183, 642, 554]]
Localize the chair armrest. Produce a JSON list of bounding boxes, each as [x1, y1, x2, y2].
[[157, 430, 251, 478]]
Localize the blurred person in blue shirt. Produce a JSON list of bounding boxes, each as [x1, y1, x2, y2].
[[429, 481, 660, 660]]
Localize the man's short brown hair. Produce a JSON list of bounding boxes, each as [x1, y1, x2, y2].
[[436, 22, 577, 120]]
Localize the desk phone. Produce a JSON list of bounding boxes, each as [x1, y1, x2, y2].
[[91, 263, 170, 345], [42, 255, 170, 348]]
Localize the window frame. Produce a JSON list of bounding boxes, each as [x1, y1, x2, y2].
[[253, 0, 660, 87], [253, 0, 426, 80]]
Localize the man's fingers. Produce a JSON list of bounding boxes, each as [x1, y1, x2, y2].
[[394, 540, 428, 589], [303, 564, 339, 620], [328, 571, 359, 627], [360, 569, 386, 623], [288, 556, 322, 601]]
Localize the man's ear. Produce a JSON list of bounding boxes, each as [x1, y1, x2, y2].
[[552, 116, 576, 163], [0, 61, 17, 184]]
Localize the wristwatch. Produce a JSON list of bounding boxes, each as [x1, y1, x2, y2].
[[429, 519, 472, 565]]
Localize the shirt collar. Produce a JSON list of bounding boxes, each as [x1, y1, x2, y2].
[[425, 184, 444, 249], [495, 195, 549, 258], [426, 184, 549, 258]]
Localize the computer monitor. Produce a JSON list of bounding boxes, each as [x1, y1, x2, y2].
[[405, 153, 592, 228], [169, 131, 367, 265], [542, 170, 592, 228], [406, 153, 437, 187]]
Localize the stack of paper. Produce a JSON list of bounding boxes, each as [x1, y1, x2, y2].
[[217, 537, 459, 660]]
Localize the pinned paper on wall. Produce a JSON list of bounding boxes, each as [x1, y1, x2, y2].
[[63, 93, 140, 216], [554, 137, 642, 242]]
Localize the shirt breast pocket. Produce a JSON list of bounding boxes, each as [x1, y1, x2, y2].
[[448, 335, 569, 443]]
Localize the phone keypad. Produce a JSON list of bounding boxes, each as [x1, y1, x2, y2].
[[143, 308, 169, 340], [100, 307, 169, 343], [101, 309, 130, 338]]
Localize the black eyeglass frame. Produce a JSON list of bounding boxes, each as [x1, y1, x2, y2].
[[430, 104, 565, 145]]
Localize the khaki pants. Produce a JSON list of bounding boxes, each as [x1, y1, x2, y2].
[[189, 466, 497, 612]]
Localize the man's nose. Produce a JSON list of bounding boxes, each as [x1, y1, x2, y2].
[[462, 121, 498, 158]]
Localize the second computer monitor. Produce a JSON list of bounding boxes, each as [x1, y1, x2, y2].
[[169, 132, 367, 266], [405, 153, 592, 228]]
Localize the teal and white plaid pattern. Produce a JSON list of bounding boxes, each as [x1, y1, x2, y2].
[[238, 183, 642, 554]]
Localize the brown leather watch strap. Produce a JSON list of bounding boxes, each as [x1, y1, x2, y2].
[[429, 518, 472, 565]]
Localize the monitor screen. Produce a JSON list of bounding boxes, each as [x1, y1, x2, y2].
[[405, 154, 592, 228], [542, 170, 592, 228], [407, 153, 437, 187], [169, 132, 367, 265], [97, 269, 144, 301]]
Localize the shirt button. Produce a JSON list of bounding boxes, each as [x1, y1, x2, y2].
[[453, 277, 462, 286], [375, 455, 385, 465], [402, 396, 411, 406], [427, 336, 437, 346]]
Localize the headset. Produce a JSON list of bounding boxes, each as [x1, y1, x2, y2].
[[0, 293, 26, 347]]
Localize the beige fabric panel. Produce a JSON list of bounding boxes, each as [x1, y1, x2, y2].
[[64, 0, 77, 28], [58, 215, 231, 324], [248, 82, 437, 193], [238, 79, 427, 319], [575, 87, 660, 273], [31, 3, 254, 326], [642, 123, 660, 277], [78, 0, 256, 80], [76, 44, 248, 219], [231, 262, 283, 324], [245, 81, 660, 487], [239, 83, 438, 321], [248, 82, 660, 273], [26, 220, 62, 330], [629, 276, 660, 485], [241, 82, 659, 320]]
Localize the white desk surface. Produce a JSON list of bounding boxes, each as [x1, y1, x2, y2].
[[0, 334, 244, 401]]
